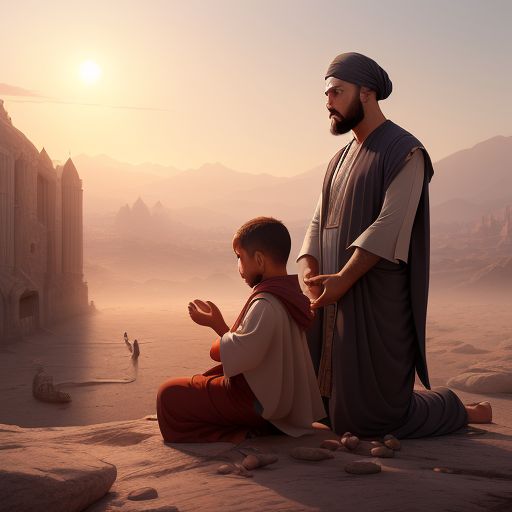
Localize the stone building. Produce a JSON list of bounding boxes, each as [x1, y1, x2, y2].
[[0, 99, 88, 340]]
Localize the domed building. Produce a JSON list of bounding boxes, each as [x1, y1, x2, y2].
[[0, 99, 88, 340]]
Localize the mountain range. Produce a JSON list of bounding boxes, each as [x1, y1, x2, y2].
[[77, 135, 512, 227], [77, 135, 512, 301]]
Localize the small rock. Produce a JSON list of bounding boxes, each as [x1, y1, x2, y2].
[[290, 447, 335, 461], [234, 463, 253, 477], [241, 453, 278, 470], [370, 446, 395, 458], [383, 435, 401, 451], [257, 453, 279, 467], [345, 461, 382, 475], [321, 439, 341, 451], [217, 464, 235, 475], [433, 467, 460, 474], [127, 487, 158, 501], [242, 454, 261, 470], [341, 435, 360, 451]]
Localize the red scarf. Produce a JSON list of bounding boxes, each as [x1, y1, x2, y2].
[[232, 275, 314, 332]]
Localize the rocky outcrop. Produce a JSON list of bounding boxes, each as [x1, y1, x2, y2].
[[0, 443, 116, 512], [448, 361, 512, 393]]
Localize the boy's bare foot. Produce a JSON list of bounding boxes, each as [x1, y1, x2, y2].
[[465, 401, 492, 423]]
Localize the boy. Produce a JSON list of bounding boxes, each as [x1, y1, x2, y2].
[[157, 217, 326, 443]]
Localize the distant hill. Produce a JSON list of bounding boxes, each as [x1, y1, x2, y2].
[[75, 156, 288, 219], [430, 136, 512, 223], [77, 135, 512, 227], [462, 256, 512, 291], [77, 135, 512, 298]]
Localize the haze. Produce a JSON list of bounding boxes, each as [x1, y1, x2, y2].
[[1, 0, 511, 176]]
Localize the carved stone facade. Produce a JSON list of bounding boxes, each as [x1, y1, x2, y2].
[[0, 99, 88, 340]]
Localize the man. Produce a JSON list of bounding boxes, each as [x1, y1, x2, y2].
[[298, 52, 491, 438]]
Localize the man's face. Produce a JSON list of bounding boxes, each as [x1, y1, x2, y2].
[[325, 77, 364, 135], [233, 242, 263, 288]]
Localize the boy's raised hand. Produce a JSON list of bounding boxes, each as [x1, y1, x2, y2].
[[188, 299, 229, 336], [188, 299, 212, 326]]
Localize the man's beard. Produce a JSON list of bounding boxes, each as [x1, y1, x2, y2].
[[329, 97, 365, 135]]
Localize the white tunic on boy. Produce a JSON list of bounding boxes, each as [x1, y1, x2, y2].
[[220, 292, 326, 437]]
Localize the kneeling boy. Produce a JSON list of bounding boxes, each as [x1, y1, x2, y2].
[[157, 217, 326, 443]]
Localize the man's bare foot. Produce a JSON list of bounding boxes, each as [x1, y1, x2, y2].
[[465, 401, 492, 423]]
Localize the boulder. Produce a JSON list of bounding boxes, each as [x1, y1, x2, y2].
[[0, 445, 116, 512]]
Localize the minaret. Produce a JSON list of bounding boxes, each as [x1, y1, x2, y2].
[[0, 109, 15, 273], [61, 158, 83, 277], [38, 148, 57, 275]]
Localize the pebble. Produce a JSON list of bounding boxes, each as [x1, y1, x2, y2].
[[258, 453, 279, 467], [345, 461, 381, 475], [320, 439, 341, 451], [127, 487, 158, 501], [370, 446, 395, 458], [242, 454, 261, 470], [234, 463, 253, 477], [217, 464, 235, 475], [383, 435, 401, 451], [290, 447, 335, 461], [241, 453, 278, 470], [433, 467, 456, 474], [341, 435, 360, 451]]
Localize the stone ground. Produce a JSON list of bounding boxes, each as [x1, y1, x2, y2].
[[1, 409, 512, 512]]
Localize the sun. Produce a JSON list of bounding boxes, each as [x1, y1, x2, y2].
[[79, 60, 102, 85]]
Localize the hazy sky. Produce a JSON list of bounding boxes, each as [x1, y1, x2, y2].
[[1, 0, 511, 176]]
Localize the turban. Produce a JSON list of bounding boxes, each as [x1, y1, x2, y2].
[[325, 52, 393, 101]]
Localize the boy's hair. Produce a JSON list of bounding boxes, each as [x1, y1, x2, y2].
[[233, 217, 291, 265]]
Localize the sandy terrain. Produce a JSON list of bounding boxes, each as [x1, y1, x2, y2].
[[1, 291, 511, 428], [1, 290, 511, 511], [0, 298, 245, 428]]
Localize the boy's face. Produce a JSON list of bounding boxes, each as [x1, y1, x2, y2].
[[233, 241, 263, 288]]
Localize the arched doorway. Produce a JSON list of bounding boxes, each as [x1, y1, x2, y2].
[[19, 290, 39, 335]]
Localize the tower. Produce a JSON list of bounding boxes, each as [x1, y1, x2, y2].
[[60, 158, 83, 276]]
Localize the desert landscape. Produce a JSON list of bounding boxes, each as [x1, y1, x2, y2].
[[1, 135, 512, 511], [1, 289, 512, 511], [2, 2, 512, 510]]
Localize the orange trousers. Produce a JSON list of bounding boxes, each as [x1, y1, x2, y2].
[[157, 365, 276, 444]]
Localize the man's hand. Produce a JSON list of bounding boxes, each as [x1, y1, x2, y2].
[[305, 247, 382, 309], [298, 255, 322, 301], [188, 299, 229, 336], [304, 273, 346, 309]]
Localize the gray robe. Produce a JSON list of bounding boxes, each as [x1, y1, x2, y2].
[[308, 120, 467, 438]]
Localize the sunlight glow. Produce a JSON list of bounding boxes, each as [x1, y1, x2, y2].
[[79, 60, 102, 85]]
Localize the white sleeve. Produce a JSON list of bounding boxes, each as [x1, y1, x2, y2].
[[296, 194, 322, 262], [348, 149, 424, 264], [220, 298, 276, 378]]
